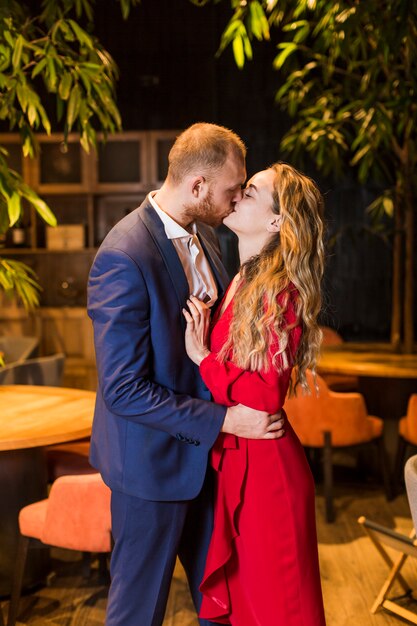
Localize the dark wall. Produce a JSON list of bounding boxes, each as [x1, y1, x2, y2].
[[94, 0, 289, 175]]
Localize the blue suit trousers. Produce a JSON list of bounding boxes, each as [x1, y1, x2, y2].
[[106, 471, 219, 626]]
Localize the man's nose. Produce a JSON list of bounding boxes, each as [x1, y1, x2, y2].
[[232, 188, 243, 202]]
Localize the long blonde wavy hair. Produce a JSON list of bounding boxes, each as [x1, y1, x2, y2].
[[218, 162, 324, 392]]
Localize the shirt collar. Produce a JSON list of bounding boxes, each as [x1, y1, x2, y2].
[[149, 191, 197, 240]]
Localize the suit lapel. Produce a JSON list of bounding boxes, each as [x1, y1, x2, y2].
[[197, 225, 230, 300], [140, 201, 190, 310]]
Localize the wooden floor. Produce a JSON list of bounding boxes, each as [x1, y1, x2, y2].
[[2, 485, 417, 625]]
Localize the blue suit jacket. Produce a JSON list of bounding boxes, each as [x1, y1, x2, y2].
[[88, 198, 229, 501]]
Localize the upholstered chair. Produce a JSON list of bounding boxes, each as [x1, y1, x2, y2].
[[7, 473, 111, 626], [284, 370, 392, 522], [0, 353, 65, 386]]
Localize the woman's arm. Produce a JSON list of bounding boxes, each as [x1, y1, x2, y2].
[[200, 352, 290, 413], [183, 294, 301, 413]]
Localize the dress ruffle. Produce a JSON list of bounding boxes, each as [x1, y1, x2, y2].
[[199, 433, 248, 623]]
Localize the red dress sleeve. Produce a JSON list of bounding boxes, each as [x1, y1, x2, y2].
[[200, 287, 302, 414]]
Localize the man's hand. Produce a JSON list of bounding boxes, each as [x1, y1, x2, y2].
[[222, 404, 285, 439]]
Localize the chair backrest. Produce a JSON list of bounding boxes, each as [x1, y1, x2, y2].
[[405, 454, 417, 532], [403, 394, 417, 440], [0, 353, 66, 386], [42, 473, 111, 552], [284, 370, 329, 446], [284, 368, 371, 447], [320, 326, 344, 346], [0, 336, 39, 363]]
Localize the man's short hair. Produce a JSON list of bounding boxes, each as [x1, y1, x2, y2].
[[167, 122, 246, 184]]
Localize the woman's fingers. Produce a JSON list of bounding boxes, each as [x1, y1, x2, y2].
[[182, 308, 194, 324], [189, 296, 210, 324], [189, 295, 208, 313], [187, 299, 201, 319], [187, 299, 209, 325]]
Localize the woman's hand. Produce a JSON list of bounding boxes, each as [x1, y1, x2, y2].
[[183, 295, 211, 366]]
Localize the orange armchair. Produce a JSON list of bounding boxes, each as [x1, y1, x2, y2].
[[7, 473, 111, 626], [284, 370, 392, 522], [394, 394, 417, 492], [320, 326, 344, 346]]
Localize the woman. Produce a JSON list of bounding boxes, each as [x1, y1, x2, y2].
[[183, 162, 327, 626]]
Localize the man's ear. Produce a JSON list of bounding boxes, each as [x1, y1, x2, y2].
[[266, 214, 282, 233], [191, 176, 206, 198]]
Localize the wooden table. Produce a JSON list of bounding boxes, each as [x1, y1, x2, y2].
[[318, 343, 417, 419], [0, 385, 95, 596]]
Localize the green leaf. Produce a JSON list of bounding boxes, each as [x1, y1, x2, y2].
[[56, 96, 64, 122], [119, 0, 130, 20], [92, 84, 122, 128], [0, 45, 11, 72], [16, 83, 29, 112], [58, 72, 73, 100], [12, 35, 24, 69], [31, 58, 48, 79], [80, 131, 90, 153], [382, 196, 394, 217], [20, 186, 57, 226], [22, 135, 33, 158], [27, 103, 38, 126], [232, 35, 245, 69], [69, 19, 94, 50], [37, 102, 51, 134], [67, 83, 81, 130], [294, 24, 310, 44], [350, 143, 371, 166], [3, 31, 14, 49], [81, 62, 102, 73], [47, 58, 57, 91], [217, 18, 242, 56], [243, 33, 253, 60], [81, 0, 94, 21], [366, 192, 394, 221], [8, 192, 21, 226], [0, 258, 41, 311], [0, 175, 12, 201], [248, 1, 263, 40], [273, 43, 298, 70]]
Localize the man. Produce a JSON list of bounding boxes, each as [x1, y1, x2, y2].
[[88, 123, 284, 626]]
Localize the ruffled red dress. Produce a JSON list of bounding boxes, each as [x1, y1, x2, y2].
[[198, 285, 326, 626]]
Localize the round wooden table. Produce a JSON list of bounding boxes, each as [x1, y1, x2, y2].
[[0, 385, 95, 596], [318, 343, 417, 419]]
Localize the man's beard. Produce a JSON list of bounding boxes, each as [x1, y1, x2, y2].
[[183, 190, 222, 228]]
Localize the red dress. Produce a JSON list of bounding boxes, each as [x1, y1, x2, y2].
[[198, 286, 326, 626]]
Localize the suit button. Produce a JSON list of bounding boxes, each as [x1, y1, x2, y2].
[[194, 440, 200, 447], [176, 433, 185, 441]]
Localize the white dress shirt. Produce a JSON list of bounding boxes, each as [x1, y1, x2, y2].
[[149, 192, 218, 307]]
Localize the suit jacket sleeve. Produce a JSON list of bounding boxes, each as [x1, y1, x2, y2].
[[88, 246, 226, 449]]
